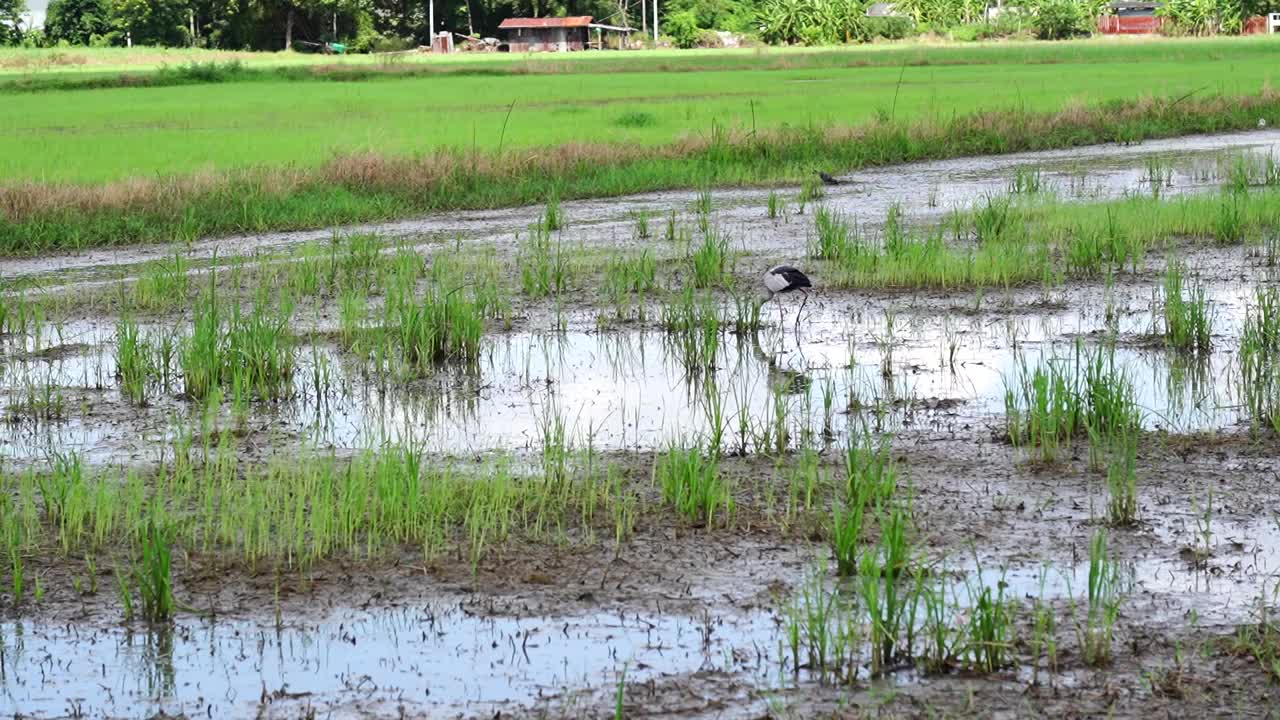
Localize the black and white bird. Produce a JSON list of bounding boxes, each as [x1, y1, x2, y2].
[[815, 170, 841, 186], [761, 265, 813, 331]]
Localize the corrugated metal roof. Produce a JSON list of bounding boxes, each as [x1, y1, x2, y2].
[[499, 16, 593, 29]]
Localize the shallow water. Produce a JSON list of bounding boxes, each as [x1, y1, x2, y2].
[[0, 278, 1266, 464], [5, 517, 1277, 718], [0, 603, 780, 717]]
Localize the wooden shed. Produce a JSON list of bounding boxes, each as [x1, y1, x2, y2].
[[499, 16, 593, 52], [1097, 2, 1164, 33]]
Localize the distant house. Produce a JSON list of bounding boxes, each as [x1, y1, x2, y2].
[[1097, 2, 1164, 33], [499, 16, 593, 52], [865, 3, 903, 16]]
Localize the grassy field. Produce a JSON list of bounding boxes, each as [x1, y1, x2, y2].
[[2, 36, 1279, 253], [3, 36, 1279, 183]]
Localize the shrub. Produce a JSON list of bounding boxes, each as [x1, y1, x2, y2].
[[1033, 0, 1090, 39], [666, 10, 702, 48], [867, 16, 915, 39]]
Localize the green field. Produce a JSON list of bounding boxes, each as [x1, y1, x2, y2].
[[5, 36, 1279, 184]]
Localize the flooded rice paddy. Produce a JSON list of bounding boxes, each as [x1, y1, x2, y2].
[[7, 131, 1280, 717]]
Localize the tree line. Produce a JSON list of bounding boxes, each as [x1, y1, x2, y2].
[[0, 0, 1275, 51]]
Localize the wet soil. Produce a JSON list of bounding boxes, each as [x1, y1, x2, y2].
[[6, 131, 1280, 718]]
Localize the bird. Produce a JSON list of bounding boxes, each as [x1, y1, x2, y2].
[[1260, 118, 1268, 129], [815, 170, 841, 186], [761, 265, 813, 332]]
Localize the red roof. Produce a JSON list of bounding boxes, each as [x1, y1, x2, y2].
[[499, 16, 592, 29]]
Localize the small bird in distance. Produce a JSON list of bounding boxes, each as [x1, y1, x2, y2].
[[815, 170, 841, 186]]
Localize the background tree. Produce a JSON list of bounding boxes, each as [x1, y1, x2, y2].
[[0, 0, 26, 44], [45, 0, 113, 44], [111, 0, 190, 45]]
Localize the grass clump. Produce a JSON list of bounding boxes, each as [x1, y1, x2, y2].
[[1004, 343, 1142, 462], [1160, 260, 1212, 354], [180, 283, 296, 402], [1240, 286, 1280, 433], [518, 222, 570, 297], [690, 229, 730, 288], [1075, 529, 1125, 666], [656, 446, 733, 528]]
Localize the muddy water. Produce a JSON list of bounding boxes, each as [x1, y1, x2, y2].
[[7, 131, 1280, 718], [5, 517, 1278, 718], [6, 129, 1280, 287], [0, 603, 780, 717], [0, 277, 1263, 464]]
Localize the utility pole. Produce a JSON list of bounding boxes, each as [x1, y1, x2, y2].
[[429, 0, 435, 48], [641, 0, 646, 35], [652, 0, 658, 42]]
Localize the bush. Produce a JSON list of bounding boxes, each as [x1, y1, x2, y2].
[[666, 10, 702, 48], [696, 28, 725, 46], [867, 16, 915, 39], [1033, 0, 1090, 39]]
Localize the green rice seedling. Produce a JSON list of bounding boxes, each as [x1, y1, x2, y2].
[[1105, 428, 1138, 526], [693, 188, 713, 219], [1226, 154, 1255, 194], [5, 371, 66, 425], [798, 176, 825, 206], [115, 565, 134, 621], [1008, 166, 1046, 195], [1066, 209, 1141, 276], [132, 252, 189, 311], [917, 574, 957, 673], [338, 288, 367, 349], [1214, 195, 1244, 244], [1081, 345, 1143, 440], [392, 283, 484, 373], [604, 250, 656, 296], [858, 499, 916, 675], [1144, 157, 1172, 198], [691, 229, 730, 289], [973, 195, 1016, 244], [785, 447, 823, 521], [179, 278, 224, 400], [135, 522, 175, 622], [780, 564, 858, 682], [518, 222, 570, 297], [660, 288, 721, 373], [115, 317, 153, 404], [542, 194, 564, 232], [1005, 344, 1140, 462], [844, 425, 897, 507], [1029, 569, 1059, 686], [630, 210, 651, 240], [809, 206, 857, 262], [8, 544, 22, 605], [1240, 286, 1280, 432], [701, 380, 727, 458], [615, 663, 627, 720], [767, 190, 784, 220], [226, 293, 297, 400], [963, 570, 1012, 673], [729, 292, 762, 335], [830, 496, 866, 577], [1004, 354, 1082, 461], [1076, 528, 1124, 666], [882, 203, 907, 257], [657, 446, 733, 528], [1161, 260, 1212, 354], [664, 210, 678, 244]]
